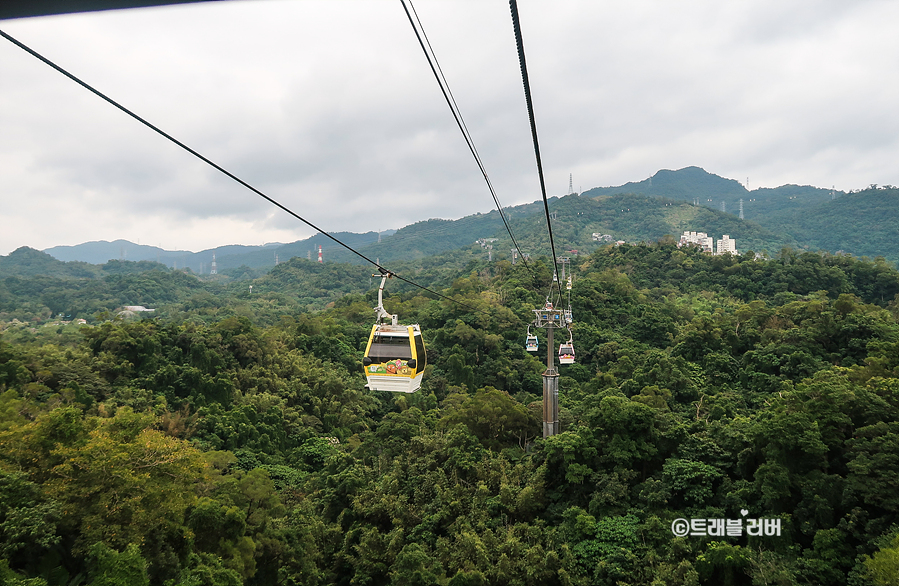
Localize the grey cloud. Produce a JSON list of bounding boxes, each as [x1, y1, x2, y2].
[[2, 0, 899, 256]]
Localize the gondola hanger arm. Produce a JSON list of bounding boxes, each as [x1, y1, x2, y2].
[[373, 272, 398, 325]]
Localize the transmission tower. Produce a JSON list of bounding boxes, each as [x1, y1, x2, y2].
[[210, 254, 217, 275], [568, 173, 574, 195], [739, 199, 744, 220], [720, 201, 726, 213]]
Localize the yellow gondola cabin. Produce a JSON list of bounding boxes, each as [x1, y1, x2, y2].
[[362, 271, 427, 393]]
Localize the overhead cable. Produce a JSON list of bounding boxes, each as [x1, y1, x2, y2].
[[401, 0, 534, 277], [507, 0, 562, 300], [0, 28, 490, 317]]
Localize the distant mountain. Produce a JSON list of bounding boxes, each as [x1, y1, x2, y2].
[[30, 167, 898, 277], [585, 166, 747, 200], [0, 247, 99, 278], [584, 166, 841, 222], [0, 247, 170, 279], [45, 240, 191, 265], [31, 189, 797, 278], [501, 193, 798, 257], [43, 232, 393, 274]]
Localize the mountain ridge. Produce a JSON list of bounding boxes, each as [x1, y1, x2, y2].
[[26, 167, 899, 273]]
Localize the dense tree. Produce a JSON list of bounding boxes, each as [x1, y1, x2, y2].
[[2, 241, 899, 584]]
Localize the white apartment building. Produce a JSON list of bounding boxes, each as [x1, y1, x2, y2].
[[716, 235, 737, 255], [678, 231, 714, 253]]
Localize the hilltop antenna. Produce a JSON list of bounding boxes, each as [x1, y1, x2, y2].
[[318, 245, 323, 264], [720, 201, 726, 213], [210, 254, 217, 275], [739, 198, 744, 220], [275, 253, 279, 266], [747, 177, 750, 191], [568, 173, 574, 195], [832, 185, 835, 200]]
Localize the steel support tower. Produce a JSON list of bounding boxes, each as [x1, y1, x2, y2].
[[533, 303, 564, 437]]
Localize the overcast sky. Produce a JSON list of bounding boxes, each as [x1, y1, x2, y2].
[[1, 0, 897, 256]]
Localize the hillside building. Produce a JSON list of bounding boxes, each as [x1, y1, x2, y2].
[[678, 231, 714, 253], [716, 235, 737, 255]]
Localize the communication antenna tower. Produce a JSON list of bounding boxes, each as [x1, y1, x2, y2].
[[275, 253, 279, 266], [210, 254, 217, 275], [568, 173, 574, 195], [832, 185, 836, 200], [318, 245, 323, 264], [739, 199, 744, 220], [747, 177, 750, 191], [720, 201, 726, 213], [307, 250, 311, 261]]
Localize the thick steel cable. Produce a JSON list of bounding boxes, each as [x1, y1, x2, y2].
[[508, 0, 562, 300], [0, 27, 490, 316], [401, 0, 534, 277]]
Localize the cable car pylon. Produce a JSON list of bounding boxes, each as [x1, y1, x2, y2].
[[532, 300, 566, 437]]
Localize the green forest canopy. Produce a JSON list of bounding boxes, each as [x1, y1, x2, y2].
[[2, 243, 899, 585]]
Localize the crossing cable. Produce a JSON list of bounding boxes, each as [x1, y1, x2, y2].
[[400, 0, 535, 277], [0, 27, 490, 317], [507, 0, 562, 302]]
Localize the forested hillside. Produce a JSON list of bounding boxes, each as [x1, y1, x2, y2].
[[754, 186, 899, 264], [2, 244, 899, 585], [39, 172, 899, 272], [582, 166, 841, 224]]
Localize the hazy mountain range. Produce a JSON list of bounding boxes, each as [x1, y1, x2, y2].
[[8, 167, 897, 277]]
